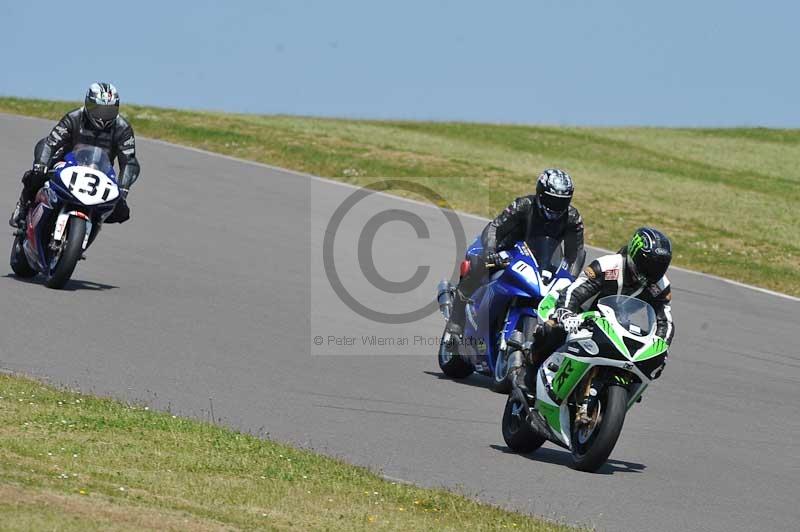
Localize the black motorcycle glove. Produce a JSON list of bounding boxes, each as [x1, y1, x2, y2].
[[21, 165, 48, 201], [105, 199, 130, 224]]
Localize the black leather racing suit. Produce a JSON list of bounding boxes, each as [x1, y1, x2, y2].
[[448, 196, 585, 332], [482, 196, 585, 277], [21, 108, 140, 223]]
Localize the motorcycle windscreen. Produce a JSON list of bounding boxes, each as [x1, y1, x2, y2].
[[70, 144, 116, 179], [597, 295, 657, 336], [530, 236, 565, 274]]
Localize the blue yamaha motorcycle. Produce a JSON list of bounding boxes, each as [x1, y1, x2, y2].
[[436, 236, 577, 393], [10, 145, 121, 289]]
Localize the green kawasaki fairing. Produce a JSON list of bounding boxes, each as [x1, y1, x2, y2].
[[551, 357, 591, 402], [535, 309, 665, 438], [505, 295, 668, 472]]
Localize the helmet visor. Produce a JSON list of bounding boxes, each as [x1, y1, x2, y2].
[[628, 258, 649, 286], [540, 192, 571, 219], [630, 253, 669, 285], [86, 102, 119, 124], [639, 256, 669, 283]]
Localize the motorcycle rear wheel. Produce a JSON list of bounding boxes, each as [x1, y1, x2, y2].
[[45, 217, 86, 289], [502, 394, 546, 453], [10, 233, 36, 278], [571, 384, 627, 472], [438, 330, 473, 378]]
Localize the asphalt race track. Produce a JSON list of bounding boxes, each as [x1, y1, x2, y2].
[[1, 113, 798, 531]]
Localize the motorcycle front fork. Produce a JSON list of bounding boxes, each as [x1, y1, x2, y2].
[[575, 368, 599, 427]]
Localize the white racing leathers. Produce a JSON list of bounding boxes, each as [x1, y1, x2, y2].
[[558, 251, 674, 344]]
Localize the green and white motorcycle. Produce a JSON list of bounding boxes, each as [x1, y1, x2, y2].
[[502, 295, 668, 472]]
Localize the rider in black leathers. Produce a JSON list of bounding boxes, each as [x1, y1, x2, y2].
[[446, 169, 586, 336], [9, 82, 140, 228]]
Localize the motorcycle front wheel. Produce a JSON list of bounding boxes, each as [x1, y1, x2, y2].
[[571, 384, 628, 472], [491, 349, 513, 394], [45, 217, 86, 289]]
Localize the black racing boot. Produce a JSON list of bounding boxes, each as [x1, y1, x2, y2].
[[507, 331, 535, 402], [8, 199, 28, 229], [507, 328, 541, 403], [522, 364, 537, 400], [445, 291, 467, 337]]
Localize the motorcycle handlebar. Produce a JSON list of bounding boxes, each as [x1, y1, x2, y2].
[[484, 257, 511, 270]]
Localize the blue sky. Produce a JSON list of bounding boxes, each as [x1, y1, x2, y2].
[[1, 0, 797, 126]]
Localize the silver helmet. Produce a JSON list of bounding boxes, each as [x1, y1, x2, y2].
[[535, 168, 574, 221], [84, 82, 120, 129]]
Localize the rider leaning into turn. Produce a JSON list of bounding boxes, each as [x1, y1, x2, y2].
[[9, 82, 140, 228], [519, 227, 675, 385], [446, 168, 586, 337]]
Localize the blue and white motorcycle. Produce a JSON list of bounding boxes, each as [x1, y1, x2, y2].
[[10, 145, 121, 289], [436, 236, 577, 393]]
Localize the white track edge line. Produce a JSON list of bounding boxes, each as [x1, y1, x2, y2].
[[3, 112, 798, 303]]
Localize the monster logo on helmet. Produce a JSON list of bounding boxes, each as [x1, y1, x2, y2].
[[629, 232, 646, 258], [627, 227, 672, 285]]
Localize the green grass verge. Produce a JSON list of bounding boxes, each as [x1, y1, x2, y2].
[[1, 96, 797, 296], [0, 374, 574, 531]]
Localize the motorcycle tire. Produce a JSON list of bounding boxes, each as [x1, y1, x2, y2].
[[438, 330, 473, 378], [491, 349, 513, 394], [45, 217, 86, 289], [10, 233, 36, 278], [572, 384, 628, 472], [502, 394, 546, 453]]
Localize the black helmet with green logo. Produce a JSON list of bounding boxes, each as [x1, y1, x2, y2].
[[627, 227, 672, 285]]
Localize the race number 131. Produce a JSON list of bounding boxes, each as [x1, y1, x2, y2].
[[67, 170, 113, 201]]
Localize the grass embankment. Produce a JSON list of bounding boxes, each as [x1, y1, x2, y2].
[[0, 374, 573, 531], [1, 96, 798, 296]]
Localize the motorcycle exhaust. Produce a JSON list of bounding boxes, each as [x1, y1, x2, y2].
[[510, 380, 553, 439], [510, 386, 531, 412], [507, 349, 540, 429], [507, 349, 524, 374], [436, 280, 454, 320]]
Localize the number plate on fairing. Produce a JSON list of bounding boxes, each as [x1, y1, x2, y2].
[[511, 260, 539, 285], [59, 166, 119, 206]]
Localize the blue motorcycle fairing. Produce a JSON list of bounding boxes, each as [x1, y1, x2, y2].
[[25, 195, 57, 272], [502, 304, 539, 343], [466, 239, 545, 299], [459, 239, 574, 375], [466, 235, 483, 257], [21, 147, 120, 276]]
